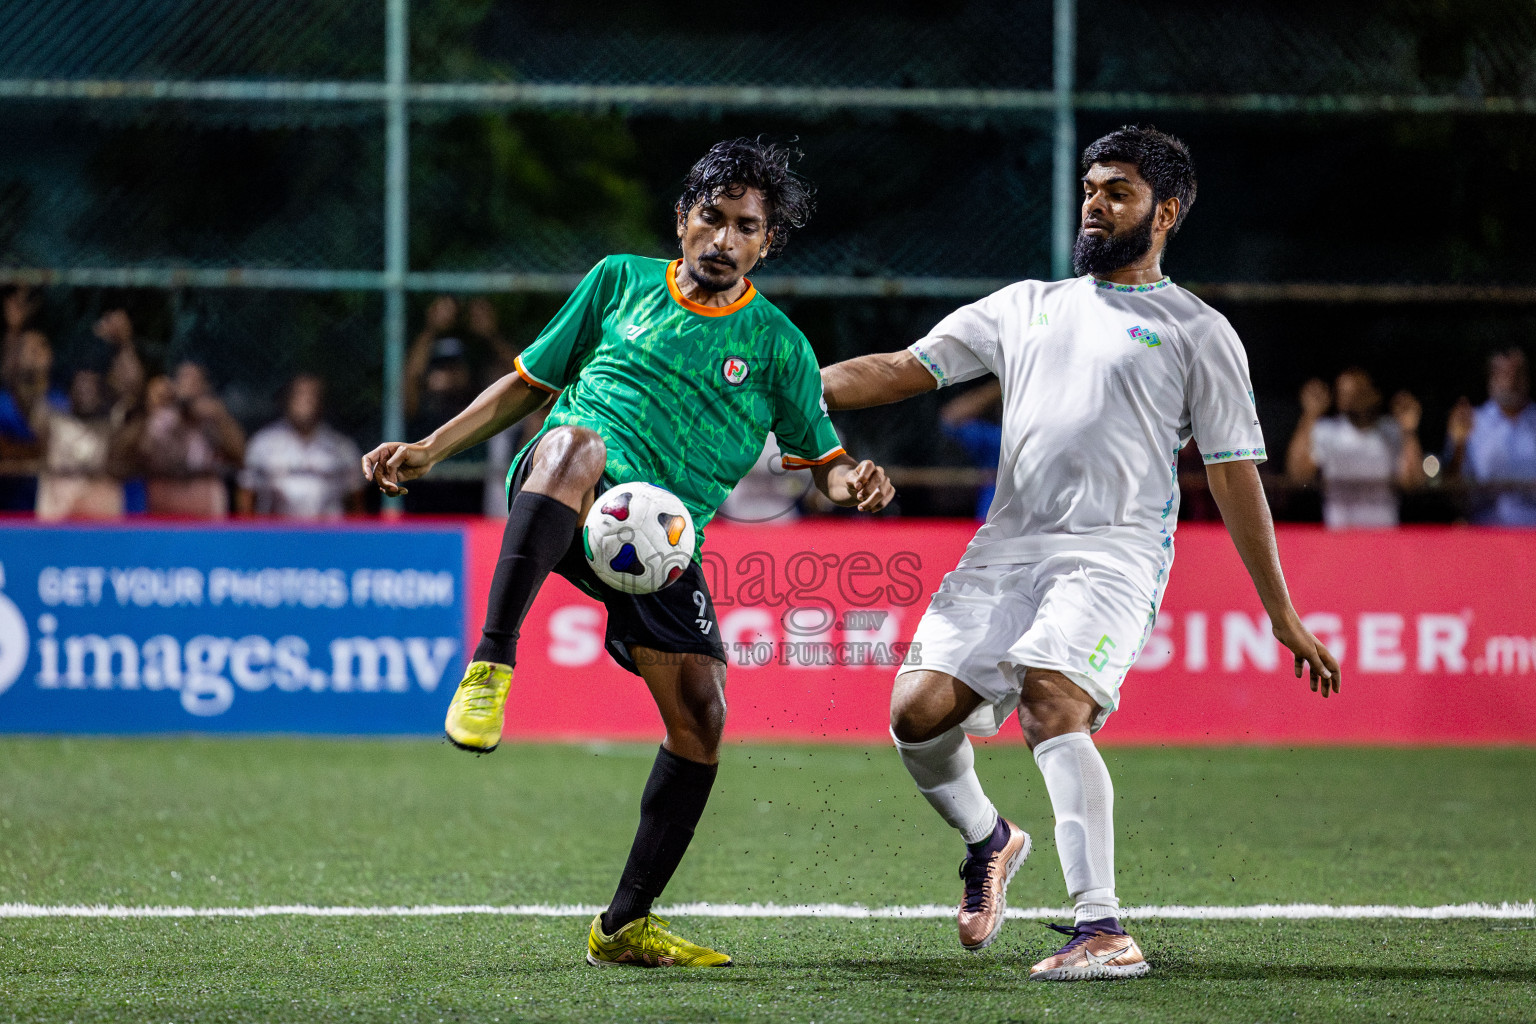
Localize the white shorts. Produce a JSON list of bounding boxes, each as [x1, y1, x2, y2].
[[896, 555, 1164, 737]]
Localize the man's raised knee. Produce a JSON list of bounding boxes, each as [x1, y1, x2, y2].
[[890, 703, 933, 745], [529, 425, 606, 492], [890, 672, 965, 744]]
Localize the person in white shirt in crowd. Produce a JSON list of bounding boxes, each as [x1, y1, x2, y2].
[[1445, 347, 1536, 526], [29, 367, 135, 520], [821, 125, 1338, 981], [9, 326, 134, 520], [1285, 367, 1425, 529], [238, 373, 363, 518]]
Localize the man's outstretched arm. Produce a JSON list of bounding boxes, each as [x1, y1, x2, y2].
[[822, 350, 938, 411], [362, 372, 551, 496], [1205, 458, 1342, 697]]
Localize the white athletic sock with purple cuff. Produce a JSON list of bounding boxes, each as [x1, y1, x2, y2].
[[892, 725, 999, 844], [1033, 730, 1120, 923]]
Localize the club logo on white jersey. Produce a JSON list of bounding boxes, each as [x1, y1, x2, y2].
[[624, 324, 645, 340], [1127, 325, 1161, 348], [1030, 312, 1049, 327], [722, 356, 750, 386]]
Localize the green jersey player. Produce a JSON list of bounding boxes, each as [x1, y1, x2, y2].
[[363, 139, 894, 969]]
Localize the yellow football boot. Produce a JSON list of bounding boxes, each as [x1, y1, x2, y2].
[[443, 661, 513, 753], [586, 914, 732, 968]]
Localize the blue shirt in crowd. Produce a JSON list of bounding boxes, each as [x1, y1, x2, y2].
[[0, 388, 66, 512], [0, 389, 35, 443], [1465, 399, 1536, 527], [944, 419, 1002, 520]]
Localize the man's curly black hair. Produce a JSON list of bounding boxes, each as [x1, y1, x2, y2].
[[676, 138, 816, 260]]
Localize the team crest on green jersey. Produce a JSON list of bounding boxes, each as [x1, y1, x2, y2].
[[722, 356, 750, 386]]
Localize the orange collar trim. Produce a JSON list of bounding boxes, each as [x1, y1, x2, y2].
[[667, 259, 757, 317]]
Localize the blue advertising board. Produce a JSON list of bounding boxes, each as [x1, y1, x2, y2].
[[0, 525, 464, 734]]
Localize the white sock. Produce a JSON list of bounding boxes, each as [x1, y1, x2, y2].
[[1033, 731, 1119, 923], [892, 725, 998, 844]]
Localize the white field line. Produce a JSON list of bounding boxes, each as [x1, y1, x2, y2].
[[0, 901, 1531, 921]]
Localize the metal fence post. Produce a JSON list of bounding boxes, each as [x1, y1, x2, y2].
[[1051, 0, 1077, 280], [382, 0, 409, 455]]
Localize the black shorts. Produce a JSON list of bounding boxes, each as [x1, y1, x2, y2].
[[508, 440, 725, 676]]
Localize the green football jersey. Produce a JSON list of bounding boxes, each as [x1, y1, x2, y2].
[[512, 255, 845, 551]]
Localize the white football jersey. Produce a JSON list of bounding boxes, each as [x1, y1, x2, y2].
[[1309, 415, 1402, 529], [909, 275, 1266, 592]]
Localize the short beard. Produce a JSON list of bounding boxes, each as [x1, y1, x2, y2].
[[683, 250, 742, 293], [685, 263, 736, 293], [1072, 206, 1157, 277]]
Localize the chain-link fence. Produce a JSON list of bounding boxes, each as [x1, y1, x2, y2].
[[2, 0, 1535, 518]]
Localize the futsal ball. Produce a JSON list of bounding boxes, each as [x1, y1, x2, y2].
[[582, 482, 696, 595]]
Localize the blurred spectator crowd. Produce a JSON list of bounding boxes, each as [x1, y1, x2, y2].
[[0, 286, 360, 521], [0, 288, 545, 522], [1282, 353, 1536, 529], [2, 284, 1533, 528]]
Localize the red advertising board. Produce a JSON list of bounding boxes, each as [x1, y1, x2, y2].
[[466, 520, 1536, 746]]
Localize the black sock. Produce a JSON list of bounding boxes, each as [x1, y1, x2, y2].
[[601, 746, 718, 934], [471, 491, 578, 667]]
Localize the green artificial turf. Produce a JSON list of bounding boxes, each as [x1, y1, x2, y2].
[[1, 738, 1533, 1022]]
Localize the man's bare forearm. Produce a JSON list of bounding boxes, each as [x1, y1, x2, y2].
[[812, 455, 861, 506], [821, 350, 937, 411], [810, 453, 895, 512], [421, 373, 549, 462], [1208, 457, 1342, 690], [1397, 434, 1426, 490], [1205, 460, 1297, 625]]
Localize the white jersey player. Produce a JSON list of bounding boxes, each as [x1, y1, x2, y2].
[[822, 126, 1341, 981]]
